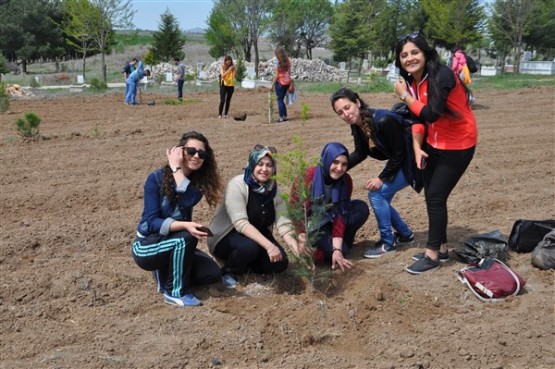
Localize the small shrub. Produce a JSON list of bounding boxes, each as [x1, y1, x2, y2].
[[0, 82, 9, 113], [16, 112, 41, 140], [144, 48, 159, 66], [184, 73, 195, 82], [235, 57, 246, 82], [89, 78, 108, 90], [300, 103, 309, 122], [154, 73, 165, 84]]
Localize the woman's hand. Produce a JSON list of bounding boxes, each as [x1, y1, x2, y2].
[[331, 248, 353, 271], [415, 149, 429, 170], [365, 177, 383, 192], [166, 146, 183, 170], [267, 245, 282, 263], [394, 77, 407, 98], [288, 233, 311, 258]]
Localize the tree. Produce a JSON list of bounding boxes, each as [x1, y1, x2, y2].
[[59, 0, 101, 80], [88, 0, 135, 82], [328, 0, 372, 72], [421, 0, 483, 49], [150, 9, 186, 62], [298, 0, 334, 59], [489, 0, 537, 73], [523, 0, 555, 60], [0, 0, 67, 74], [205, 7, 241, 58], [268, 0, 302, 57]]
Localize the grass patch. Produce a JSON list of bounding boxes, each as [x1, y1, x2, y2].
[[298, 76, 394, 95], [164, 98, 202, 105], [471, 74, 555, 90]]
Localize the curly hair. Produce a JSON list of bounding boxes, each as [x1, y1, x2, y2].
[[274, 47, 289, 70], [330, 87, 376, 148], [161, 131, 223, 207]]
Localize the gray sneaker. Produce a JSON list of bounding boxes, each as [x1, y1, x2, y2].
[[406, 255, 440, 275], [364, 242, 396, 259], [412, 250, 449, 262], [222, 273, 237, 289]]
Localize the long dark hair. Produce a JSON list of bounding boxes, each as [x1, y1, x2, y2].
[[162, 131, 223, 207], [395, 34, 472, 113], [275, 47, 289, 70], [330, 87, 374, 143]]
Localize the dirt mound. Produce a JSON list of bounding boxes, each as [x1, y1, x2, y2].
[[0, 87, 553, 369]]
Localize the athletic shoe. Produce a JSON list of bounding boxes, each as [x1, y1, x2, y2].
[[394, 232, 415, 245], [163, 293, 202, 307], [221, 273, 237, 289], [406, 255, 440, 275], [364, 242, 396, 259], [152, 270, 165, 293], [411, 250, 450, 262]]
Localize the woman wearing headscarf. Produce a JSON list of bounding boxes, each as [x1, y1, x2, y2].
[[292, 142, 369, 271], [208, 144, 308, 288]]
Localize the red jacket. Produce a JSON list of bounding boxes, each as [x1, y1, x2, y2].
[[409, 66, 477, 150]]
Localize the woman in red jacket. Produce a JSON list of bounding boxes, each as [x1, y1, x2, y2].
[[394, 32, 478, 274]]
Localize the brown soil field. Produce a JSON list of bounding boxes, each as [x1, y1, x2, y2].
[[1, 86, 554, 369]]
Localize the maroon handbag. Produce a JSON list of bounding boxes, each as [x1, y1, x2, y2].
[[457, 257, 526, 302]]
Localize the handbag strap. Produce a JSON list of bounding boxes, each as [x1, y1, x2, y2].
[[456, 258, 521, 302]]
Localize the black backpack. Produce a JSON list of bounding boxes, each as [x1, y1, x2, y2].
[[464, 52, 478, 73]]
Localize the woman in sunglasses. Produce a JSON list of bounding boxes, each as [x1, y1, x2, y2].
[[208, 144, 309, 288], [330, 88, 422, 261], [132, 131, 223, 307], [291, 142, 369, 272], [394, 32, 477, 274]]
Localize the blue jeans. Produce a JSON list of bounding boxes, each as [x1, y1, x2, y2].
[[177, 79, 184, 99], [368, 169, 412, 246], [274, 82, 289, 119], [125, 81, 137, 104]]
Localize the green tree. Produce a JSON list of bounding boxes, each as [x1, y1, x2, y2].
[[150, 9, 186, 62], [489, 0, 537, 73], [329, 0, 372, 72], [523, 0, 555, 60], [268, 0, 302, 57], [205, 8, 241, 58], [88, 0, 136, 82], [0, 55, 9, 82], [298, 0, 334, 59], [421, 0, 483, 49], [59, 0, 102, 80], [0, 0, 66, 73]]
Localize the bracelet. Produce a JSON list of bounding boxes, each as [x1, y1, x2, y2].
[[267, 246, 277, 255], [400, 91, 409, 101], [332, 248, 343, 254], [171, 166, 182, 173]]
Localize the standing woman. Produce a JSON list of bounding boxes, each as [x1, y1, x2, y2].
[[292, 142, 370, 271], [394, 32, 478, 274], [208, 144, 309, 289], [271, 47, 292, 123], [218, 55, 236, 119], [132, 131, 223, 307], [330, 88, 421, 259]]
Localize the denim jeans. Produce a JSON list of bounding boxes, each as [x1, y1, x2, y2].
[[177, 79, 184, 99], [125, 81, 137, 104], [368, 169, 412, 246], [274, 82, 289, 119]]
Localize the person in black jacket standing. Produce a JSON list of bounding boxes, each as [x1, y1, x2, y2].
[[331, 88, 422, 259]]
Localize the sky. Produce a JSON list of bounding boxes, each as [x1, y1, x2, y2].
[[131, 0, 214, 31]]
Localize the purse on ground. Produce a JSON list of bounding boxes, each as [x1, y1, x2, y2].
[[457, 257, 526, 302]]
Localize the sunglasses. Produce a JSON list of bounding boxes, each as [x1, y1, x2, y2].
[[183, 146, 208, 159], [398, 31, 420, 41], [253, 144, 277, 154]]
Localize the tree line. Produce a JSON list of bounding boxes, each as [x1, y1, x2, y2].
[[1, 0, 553, 81]]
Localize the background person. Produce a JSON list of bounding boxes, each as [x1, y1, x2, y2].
[[174, 56, 185, 100], [132, 131, 223, 307], [270, 47, 292, 123], [208, 144, 309, 289], [292, 142, 369, 271], [330, 88, 421, 259], [218, 55, 236, 119], [125, 60, 150, 105], [394, 32, 477, 274], [123, 58, 137, 102]]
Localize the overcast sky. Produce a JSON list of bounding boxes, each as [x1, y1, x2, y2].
[[132, 0, 214, 31]]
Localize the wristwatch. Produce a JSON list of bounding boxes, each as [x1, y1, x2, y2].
[[171, 167, 182, 173], [400, 91, 409, 101]]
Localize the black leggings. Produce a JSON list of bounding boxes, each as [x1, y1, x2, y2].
[[213, 229, 288, 275], [423, 146, 475, 250], [218, 85, 234, 115]]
